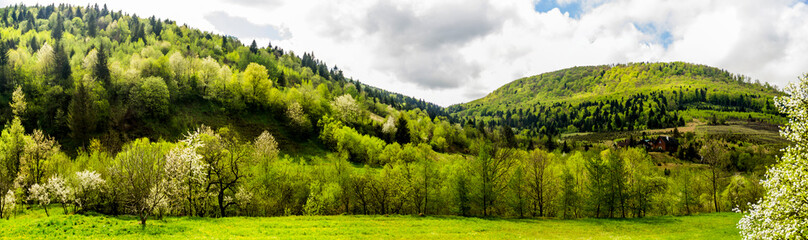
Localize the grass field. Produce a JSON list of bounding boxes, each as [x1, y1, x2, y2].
[[0, 209, 742, 239]]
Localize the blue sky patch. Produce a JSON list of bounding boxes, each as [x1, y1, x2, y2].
[[534, 0, 584, 19], [634, 22, 673, 48]]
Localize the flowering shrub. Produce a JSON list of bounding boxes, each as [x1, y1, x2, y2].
[[74, 170, 106, 211], [27, 183, 50, 216], [46, 175, 73, 214]]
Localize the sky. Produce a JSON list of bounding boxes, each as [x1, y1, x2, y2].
[[2, 0, 808, 107]]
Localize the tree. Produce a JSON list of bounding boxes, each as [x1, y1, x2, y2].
[[700, 140, 728, 212], [27, 183, 50, 216], [526, 149, 551, 217], [675, 168, 696, 215], [46, 175, 72, 214], [1, 190, 15, 219], [249, 40, 258, 54], [21, 130, 60, 186], [51, 12, 63, 40], [74, 170, 106, 212], [0, 118, 25, 219], [331, 94, 361, 124], [130, 76, 170, 118], [242, 63, 270, 106], [474, 141, 516, 216], [395, 117, 410, 144], [197, 127, 251, 217], [53, 42, 71, 87], [115, 138, 167, 226], [286, 102, 311, 133], [36, 43, 56, 81], [93, 45, 110, 88], [68, 81, 95, 147], [10, 86, 26, 119], [163, 128, 208, 216], [560, 170, 578, 219], [381, 116, 397, 140], [86, 11, 97, 37], [739, 74, 808, 239]]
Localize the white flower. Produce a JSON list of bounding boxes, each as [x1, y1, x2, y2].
[[382, 116, 397, 135], [46, 175, 73, 207], [331, 94, 361, 123], [2, 190, 15, 217], [739, 74, 808, 239], [28, 183, 50, 206], [74, 170, 106, 208]]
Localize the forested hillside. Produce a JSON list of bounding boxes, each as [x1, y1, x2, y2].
[[449, 63, 784, 137], [0, 3, 446, 152], [0, 3, 785, 227]]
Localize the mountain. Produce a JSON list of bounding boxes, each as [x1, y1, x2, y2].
[[448, 62, 784, 138]]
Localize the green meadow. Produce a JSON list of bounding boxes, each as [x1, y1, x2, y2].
[[0, 209, 741, 239]]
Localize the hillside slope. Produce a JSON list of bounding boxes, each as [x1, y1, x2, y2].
[[448, 62, 784, 137], [0, 4, 446, 153]]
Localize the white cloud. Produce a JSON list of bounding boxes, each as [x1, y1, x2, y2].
[[2, 0, 808, 106]]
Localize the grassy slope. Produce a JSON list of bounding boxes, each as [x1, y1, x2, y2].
[[1, 209, 741, 239]]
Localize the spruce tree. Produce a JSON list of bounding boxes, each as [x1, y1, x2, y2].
[[51, 13, 63, 40], [249, 40, 258, 54], [68, 81, 95, 147], [93, 45, 111, 88], [53, 42, 71, 87], [395, 117, 410, 144]]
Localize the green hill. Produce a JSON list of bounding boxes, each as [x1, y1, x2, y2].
[[0, 3, 446, 154], [448, 62, 785, 138]]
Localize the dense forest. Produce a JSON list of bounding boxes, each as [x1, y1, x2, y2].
[[0, 3, 783, 226]]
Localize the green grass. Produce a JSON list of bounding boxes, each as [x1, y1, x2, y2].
[[0, 209, 742, 239]]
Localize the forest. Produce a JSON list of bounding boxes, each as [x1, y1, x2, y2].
[[0, 3, 786, 230]]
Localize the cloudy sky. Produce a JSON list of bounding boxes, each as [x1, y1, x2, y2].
[[3, 0, 808, 106]]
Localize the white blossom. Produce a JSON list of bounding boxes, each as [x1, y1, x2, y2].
[[254, 131, 279, 161], [46, 175, 73, 213], [2, 190, 15, 218], [162, 129, 208, 214], [739, 74, 808, 239], [286, 102, 311, 130], [382, 116, 397, 135], [235, 186, 253, 207], [331, 94, 361, 123], [28, 183, 50, 207], [74, 170, 106, 209]]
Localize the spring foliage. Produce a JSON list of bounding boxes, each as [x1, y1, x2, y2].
[[738, 74, 808, 239]]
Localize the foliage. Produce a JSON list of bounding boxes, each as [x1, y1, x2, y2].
[[46, 174, 72, 214], [73, 170, 106, 211], [739, 73, 808, 239], [114, 138, 168, 225], [26, 183, 49, 215]]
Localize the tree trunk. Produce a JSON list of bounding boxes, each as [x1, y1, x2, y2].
[[712, 168, 719, 212], [218, 189, 226, 217]]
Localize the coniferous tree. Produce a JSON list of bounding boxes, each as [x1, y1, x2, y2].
[[249, 40, 258, 54], [93, 45, 110, 88], [277, 71, 286, 88], [51, 13, 63, 40], [68, 81, 95, 147], [395, 117, 410, 144], [86, 11, 97, 37], [28, 35, 39, 52], [53, 42, 71, 87]]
